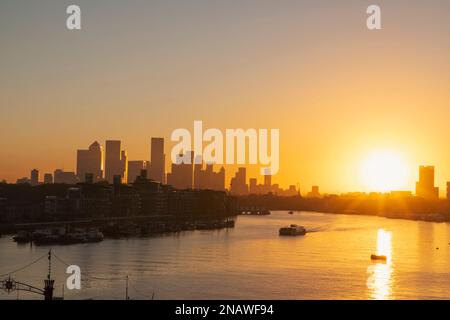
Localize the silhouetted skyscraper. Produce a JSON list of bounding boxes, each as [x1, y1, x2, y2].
[[211, 166, 225, 191], [121, 150, 128, 183], [193, 155, 203, 189], [77, 141, 103, 182], [30, 169, 39, 186], [230, 167, 248, 195], [264, 174, 271, 187], [128, 160, 148, 184], [105, 140, 127, 183], [167, 151, 194, 189], [446, 182, 450, 201], [416, 166, 439, 200], [54, 169, 78, 184], [192, 155, 225, 191], [264, 174, 272, 194], [249, 178, 258, 194], [43, 173, 53, 184], [307, 186, 321, 198], [149, 138, 165, 183]]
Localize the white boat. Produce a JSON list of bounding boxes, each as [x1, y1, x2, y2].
[[279, 224, 306, 236]]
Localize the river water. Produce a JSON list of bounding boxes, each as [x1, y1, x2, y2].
[[0, 211, 449, 300]]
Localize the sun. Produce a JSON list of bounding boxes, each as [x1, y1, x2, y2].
[[360, 150, 410, 192]]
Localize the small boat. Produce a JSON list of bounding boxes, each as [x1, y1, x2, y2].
[[279, 224, 306, 236], [222, 220, 235, 228], [370, 254, 387, 261]]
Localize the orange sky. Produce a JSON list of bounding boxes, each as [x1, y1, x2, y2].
[[1, 1, 450, 195]]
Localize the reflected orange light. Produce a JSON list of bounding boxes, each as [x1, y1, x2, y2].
[[367, 229, 393, 300]]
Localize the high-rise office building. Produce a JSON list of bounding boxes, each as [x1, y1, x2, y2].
[[415, 166, 439, 200], [105, 140, 127, 183], [121, 150, 128, 183], [307, 186, 321, 198], [30, 169, 39, 186], [43, 173, 53, 184], [249, 178, 258, 194], [193, 159, 225, 191], [264, 174, 272, 188], [54, 169, 78, 184], [264, 174, 272, 194], [230, 167, 248, 195], [167, 151, 194, 189], [76, 141, 103, 182], [446, 182, 450, 201], [193, 155, 203, 189], [149, 138, 165, 184], [209, 165, 225, 191], [128, 160, 148, 184]]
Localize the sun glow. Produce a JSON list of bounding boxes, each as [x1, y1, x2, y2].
[[360, 150, 410, 192]]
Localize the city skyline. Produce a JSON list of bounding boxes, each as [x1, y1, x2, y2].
[[11, 138, 299, 196], [6, 137, 450, 199]]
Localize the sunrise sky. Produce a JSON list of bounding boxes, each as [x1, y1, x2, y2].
[[1, 0, 450, 194]]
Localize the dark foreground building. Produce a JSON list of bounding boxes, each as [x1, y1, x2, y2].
[[0, 172, 237, 227]]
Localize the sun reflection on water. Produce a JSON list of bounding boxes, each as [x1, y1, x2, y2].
[[366, 229, 393, 300]]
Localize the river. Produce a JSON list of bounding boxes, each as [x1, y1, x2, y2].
[[0, 211, 449, 300]]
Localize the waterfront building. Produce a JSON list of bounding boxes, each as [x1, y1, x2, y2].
[[133, 170, 168, 216]]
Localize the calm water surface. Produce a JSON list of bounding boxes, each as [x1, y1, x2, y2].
[[1, 211, 449, 300]]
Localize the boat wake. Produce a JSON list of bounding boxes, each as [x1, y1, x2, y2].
[[304, 224, 332, 233], [303, 225, 373, 233]]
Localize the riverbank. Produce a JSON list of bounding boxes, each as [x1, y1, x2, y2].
[[323, 209, 449, 223], [2, 211, 449, 300], [236, 194, 450, 224], [0, 214, 237, 236]]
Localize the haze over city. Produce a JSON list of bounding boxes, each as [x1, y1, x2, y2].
[[2, 0, 450, 194]]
